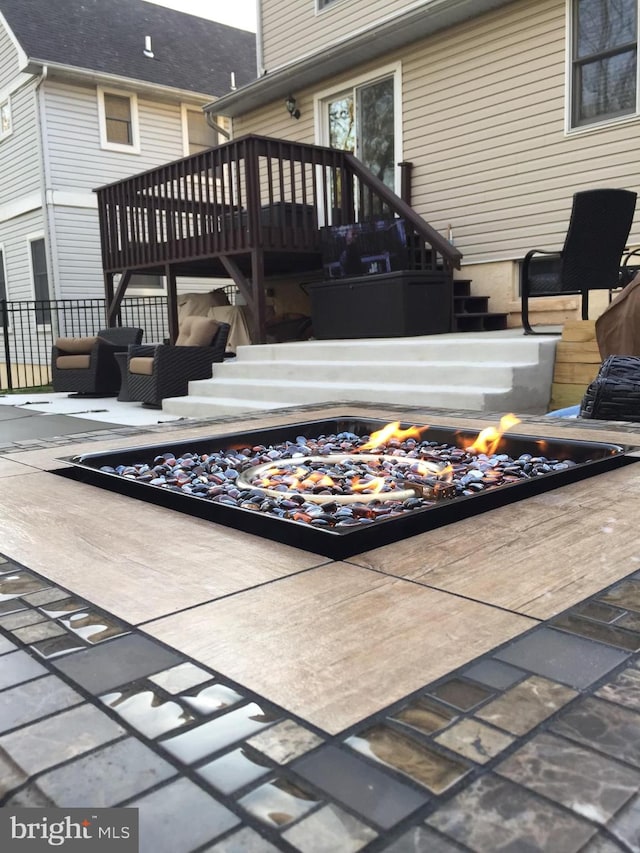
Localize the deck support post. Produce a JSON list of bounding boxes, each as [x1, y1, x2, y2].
[[106, 270, 132, 327], [219, 253, 267, 344], [166, 264, 179, 344]]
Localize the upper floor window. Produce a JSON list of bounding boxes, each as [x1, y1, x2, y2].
[[182, 106, 226, 156], [97, 87, 140, 153], [0, 98, 12, 140], [571, 0, 638, 128], [317, 0, 342, 9]]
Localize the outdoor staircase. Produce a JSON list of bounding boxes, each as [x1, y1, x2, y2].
[[453, 279, 508, 332], [162, 331, 558, 420]]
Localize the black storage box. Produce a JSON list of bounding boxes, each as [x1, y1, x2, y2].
[[306, 270, 452, 339]]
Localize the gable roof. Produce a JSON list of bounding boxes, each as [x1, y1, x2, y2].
[[0, 0, 256, 97]]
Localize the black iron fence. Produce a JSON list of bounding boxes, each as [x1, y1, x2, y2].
[[0, 296, 169, 391]]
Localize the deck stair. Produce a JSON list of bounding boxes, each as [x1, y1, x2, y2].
[[453, 279, 508, 332], [162, 331, 558, 420]]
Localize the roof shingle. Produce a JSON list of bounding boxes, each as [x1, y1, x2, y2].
[[0, 0, 256, 96]]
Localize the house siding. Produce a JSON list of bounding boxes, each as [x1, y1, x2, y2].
[[239, 0, 640, 270], [262, 0, 419, 71], [51, 205, 103, 299], [41, 79, 218, 301], [43, 80, 191, 191], [0, 79, 41, 209], [0, 18, 21, 85], [0, 210, 46, 301]]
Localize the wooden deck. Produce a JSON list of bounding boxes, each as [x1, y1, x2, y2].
[[95, 135, 462, 343]]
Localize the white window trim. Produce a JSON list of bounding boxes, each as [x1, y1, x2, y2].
[[126, 273, 167, 297], [565, 0, 640, 135], [314, 61, 403, 191], [180, 103, 192, 157], [97, 86, 141, 154], [0, 95, 12, 142], [316, 0, 348, 14], [0, 241, 7, 300], [0, 242, 11, 333], [26, 232, 51, 328]]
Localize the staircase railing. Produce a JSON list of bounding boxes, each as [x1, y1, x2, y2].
[[95, 134, 462, 274]]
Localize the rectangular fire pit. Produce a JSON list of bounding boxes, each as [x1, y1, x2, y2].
[[58, 417, 634, 560]]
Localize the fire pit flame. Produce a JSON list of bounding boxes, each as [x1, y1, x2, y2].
[[465, 414, 521, 455], [357, 421, 428, 451]]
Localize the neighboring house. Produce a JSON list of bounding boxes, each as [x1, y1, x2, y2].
[[204, 0, 640, 325], [0, 0, 256, 310]]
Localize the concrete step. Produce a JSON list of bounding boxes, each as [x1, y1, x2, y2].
[[161, 332, 558, 420], [209, 358, 532, 386], [231, 335, 553, 365]]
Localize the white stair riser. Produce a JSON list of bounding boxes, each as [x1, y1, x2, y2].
[[234, 338, 553, 364], [214, 360, 525, 386]]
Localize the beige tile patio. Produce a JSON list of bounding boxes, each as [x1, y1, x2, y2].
[[0, 458, 41, 477], [143, 563, 536, 734], [350, 461, 640, 620], [0, 471, 325, 624]]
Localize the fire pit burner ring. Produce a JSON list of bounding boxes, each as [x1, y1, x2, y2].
[[236, 454, 447, 504]]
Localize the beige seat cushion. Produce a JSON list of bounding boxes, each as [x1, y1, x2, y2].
[[129, 357, 155, 376], [55, 354, 91, 369], [176, 316, 219, 347], [54, 336, 101, 354]]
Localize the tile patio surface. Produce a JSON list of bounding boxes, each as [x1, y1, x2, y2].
[[1, 398, 640, 851]]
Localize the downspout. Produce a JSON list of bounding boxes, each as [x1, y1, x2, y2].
[[34, 65, 60, 300], [205, 111, 231, 140]]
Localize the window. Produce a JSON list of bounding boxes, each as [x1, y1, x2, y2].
[[571, 0, 638, 127], [29, 238, 51, 324], [0, 98, 11, 140], [317, 0, 342, 9], [182, 106, 225, 156], [97, 87, 140, 152], [320, 70, 400, 191]]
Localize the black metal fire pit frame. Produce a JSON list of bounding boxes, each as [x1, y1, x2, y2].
[[57, 417, 635, 560]]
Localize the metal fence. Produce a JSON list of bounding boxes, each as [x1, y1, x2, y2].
[[0, 296, 169, 391]]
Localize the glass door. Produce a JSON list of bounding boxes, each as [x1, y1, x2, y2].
[[326, 75, 396, 191]]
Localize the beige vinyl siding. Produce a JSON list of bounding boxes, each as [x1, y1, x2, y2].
[[262, 0, 418, 70], [239, 0, 640, 266], [0, 21, 20, 85], [0, 80, 40, 207]]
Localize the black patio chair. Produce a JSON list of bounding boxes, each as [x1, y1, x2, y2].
[[51, 326, 143, 396], [127, 316, 229, 407], [520, 188, 637, 334]]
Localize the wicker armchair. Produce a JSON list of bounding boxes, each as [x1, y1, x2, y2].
[[51, 326, 143, 396], [520, 189, 637, 334], [127, 316, 229, 407]]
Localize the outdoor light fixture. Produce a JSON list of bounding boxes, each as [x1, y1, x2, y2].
[[285, 95, 300, 119]]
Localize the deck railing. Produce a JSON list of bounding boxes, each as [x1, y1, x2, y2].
[[95, 134, 462, 274]]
